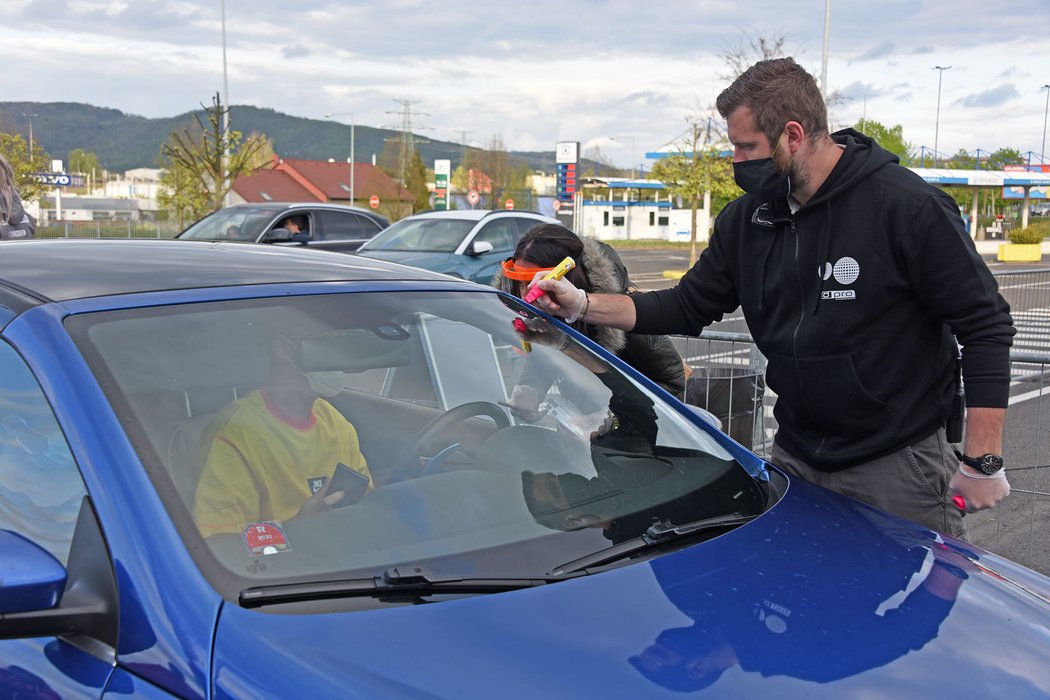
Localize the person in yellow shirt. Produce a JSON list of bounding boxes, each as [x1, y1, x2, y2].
[[193, 335, 373, 538]]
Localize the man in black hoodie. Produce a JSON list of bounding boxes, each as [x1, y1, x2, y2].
[[531, 58, 1014, 537]]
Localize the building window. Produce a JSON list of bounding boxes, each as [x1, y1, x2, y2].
[[649, 212, 655, 226], [612, 216, 625, 226], [603, 212, 609, 226], [658, 216, 669, 226]]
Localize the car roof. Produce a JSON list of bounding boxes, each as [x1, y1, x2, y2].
[[218, 202, 388, 221], [397, 209, 555, 222], [0, 239, 455, 304]]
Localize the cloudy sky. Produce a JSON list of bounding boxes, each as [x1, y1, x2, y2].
[[5, 0, 1050, 168]]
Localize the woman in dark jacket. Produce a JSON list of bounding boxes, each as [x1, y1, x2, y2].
[[493, 223, 686, 398], [0, 154, 35, 240]]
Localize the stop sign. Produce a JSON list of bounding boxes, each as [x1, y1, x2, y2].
[[505, 199, 515, 210], [369, 195, 380, 209]]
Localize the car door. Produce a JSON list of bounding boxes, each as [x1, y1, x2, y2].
[[311, 210, 383, 253], [466, 217, 519, 284], [0, 339, 114, 698]]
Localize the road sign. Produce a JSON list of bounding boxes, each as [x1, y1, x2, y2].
[[552, 199, 561, 212], [32, 172, 83, 187], [369, 195, 380, 209], [505, 199, 515, 210], [467, 190, 480, 206], [434, 159, 451, 211]]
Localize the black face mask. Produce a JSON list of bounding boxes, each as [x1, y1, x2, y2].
[[733, 156, 791, 202]]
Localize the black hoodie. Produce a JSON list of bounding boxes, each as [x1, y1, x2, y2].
[[632, 129, 1014, 470]]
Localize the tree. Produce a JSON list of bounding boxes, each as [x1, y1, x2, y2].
[[854, 118, 914, 166], [160, 93, 268, 214], [404, 149, 430, 213], [0, 131, 50, 201], [581, 145, 619, 177], [718, 29, 788, 82], [157, 160, 208, 230], [67, 148, 103, 194], [649, 114, 738, 266]]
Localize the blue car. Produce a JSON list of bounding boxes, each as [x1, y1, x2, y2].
[[1, 239, 1049, 699], [354, 209, 559, 285]]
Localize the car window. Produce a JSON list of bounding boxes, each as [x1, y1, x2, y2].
[[473, 219, 516, 252], [512, 217, 545, 237], [316, 211, 366, 240], [0, 340, 87, 565], [178, 208, 275, 241], [68, 291, 762, 602], [360, 218, 475, 252]]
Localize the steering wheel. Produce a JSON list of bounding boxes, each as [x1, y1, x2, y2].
[[386, 402, 510, 484]]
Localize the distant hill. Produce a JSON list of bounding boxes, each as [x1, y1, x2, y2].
[[0, 102, 597, 175]]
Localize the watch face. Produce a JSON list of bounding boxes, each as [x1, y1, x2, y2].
[[979, 455, 1004, 474]]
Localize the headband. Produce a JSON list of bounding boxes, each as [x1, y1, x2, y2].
[[501, 259, 556, 282]]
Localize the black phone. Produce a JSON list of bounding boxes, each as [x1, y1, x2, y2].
[[328, 463, 370, 508]]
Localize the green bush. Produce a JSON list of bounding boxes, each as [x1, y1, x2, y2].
[[1009, 219, 1049, 245]]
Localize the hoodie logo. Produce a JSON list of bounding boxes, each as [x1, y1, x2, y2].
[[818, 256, 859, 300]]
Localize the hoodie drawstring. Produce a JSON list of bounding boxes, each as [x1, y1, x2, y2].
[[812, 199, 833, 315]]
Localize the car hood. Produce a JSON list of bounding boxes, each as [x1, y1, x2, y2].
[[354, 250, 460, 273], [210, 478, 1050, 698]]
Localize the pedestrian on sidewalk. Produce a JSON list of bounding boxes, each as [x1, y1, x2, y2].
[[0, 154, 35, 240]]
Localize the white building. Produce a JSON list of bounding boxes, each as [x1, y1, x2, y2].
[[573, 178, 711, 243]]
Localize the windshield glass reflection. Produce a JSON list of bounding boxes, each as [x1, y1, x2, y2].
[[69, 290, 766, 600]]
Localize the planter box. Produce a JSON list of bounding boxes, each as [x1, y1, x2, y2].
[[997, 243, 1042, 262]]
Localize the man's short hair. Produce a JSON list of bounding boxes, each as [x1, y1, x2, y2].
[[716, 57, 828, 147]]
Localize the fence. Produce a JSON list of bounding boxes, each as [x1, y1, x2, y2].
[[672, 268, 1050, 573], [35, 220, 181, 240]]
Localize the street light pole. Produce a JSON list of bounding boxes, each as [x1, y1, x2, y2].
[[324, 113, 355, 204], [220, 0, 231, 207], [1041, 84, 1050, 164], [21, 113, 37, 160], [933, 65, 951, 167], [820, 0, 831, 99]]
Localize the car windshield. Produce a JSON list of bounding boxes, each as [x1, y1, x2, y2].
[[178, 208, 277, 241], [360, 217, 476, 252], [67, 290, 767, 603]]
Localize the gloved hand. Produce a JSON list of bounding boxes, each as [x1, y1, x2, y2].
[[505, 384, 544, 422], [528, 271, 587, 323], [948, 465, 1010, 513]]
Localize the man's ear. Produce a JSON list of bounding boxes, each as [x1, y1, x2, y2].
[[783, 121, 806, 154]]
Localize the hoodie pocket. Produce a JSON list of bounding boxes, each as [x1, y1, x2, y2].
[[795, 353, 892, 438]]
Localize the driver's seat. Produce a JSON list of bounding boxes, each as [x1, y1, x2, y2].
[[166, 413, 220, 507]]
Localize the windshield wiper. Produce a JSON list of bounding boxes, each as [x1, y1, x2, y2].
[[550, 513, 759, 576], [239, 566, 581, 608]]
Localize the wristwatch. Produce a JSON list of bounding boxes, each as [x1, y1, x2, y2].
[[958, 452, 1005, 475]]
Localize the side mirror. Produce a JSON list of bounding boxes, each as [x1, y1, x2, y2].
[[469, 240, 494, 256], [0, 530, 66, 615], [262, 227, 293, 243]]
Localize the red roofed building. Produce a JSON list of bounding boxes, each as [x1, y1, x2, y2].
[[231, 157, 414, 208]]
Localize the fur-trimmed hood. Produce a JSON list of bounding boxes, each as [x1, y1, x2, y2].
[[492, 235, 628, 354]]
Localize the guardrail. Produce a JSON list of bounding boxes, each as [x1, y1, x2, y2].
[[34, 221, 180, 239]]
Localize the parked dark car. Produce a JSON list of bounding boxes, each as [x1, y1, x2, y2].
[[1, 239, 1049, 698], [177, 202, 389, 252]]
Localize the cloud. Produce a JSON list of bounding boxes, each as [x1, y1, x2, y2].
[[953, 84, 1019, 109], [281, 44, 311, 59], [855, 41, 896, 62]]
